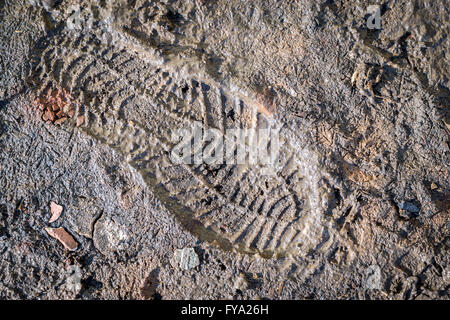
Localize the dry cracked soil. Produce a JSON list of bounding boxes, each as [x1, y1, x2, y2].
[[0, 0, 449, 300]]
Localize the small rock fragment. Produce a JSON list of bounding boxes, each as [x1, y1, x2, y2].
[[42, 109, 55, 122], [51, 103, 60, 112], [45, 227, 78, 251], [93, 217, 129, 254], [173, 248, 200, 270], [54, 116, 67, 124], [76, 115, 85, 127], [49, 201, 63, 223], [399, 201, 420, 213], [34, 87, 74, 124], [398, 201, 420, 219]]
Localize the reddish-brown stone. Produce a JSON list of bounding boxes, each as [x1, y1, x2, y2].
[[44, 227, 78, 251]]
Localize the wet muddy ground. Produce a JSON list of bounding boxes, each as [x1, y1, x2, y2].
[[0, 0, 448, 299]]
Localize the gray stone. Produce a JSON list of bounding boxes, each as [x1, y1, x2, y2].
[[173, 248, 200, 271], [399, 201, 420, 213]]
